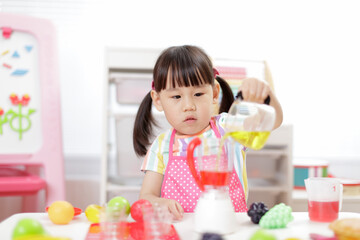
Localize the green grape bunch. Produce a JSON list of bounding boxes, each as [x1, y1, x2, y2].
[[259, 203, 294, 229]]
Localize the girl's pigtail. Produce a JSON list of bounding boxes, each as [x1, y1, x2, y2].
[[133, 91, 157, 156], [216, 76, 235, 113]]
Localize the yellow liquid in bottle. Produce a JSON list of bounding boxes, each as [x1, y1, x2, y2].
[[224, 131, 271, 150]]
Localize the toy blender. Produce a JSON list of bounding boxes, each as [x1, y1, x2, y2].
[[187, 137, 238, 234], [224, 92, 275, 150]]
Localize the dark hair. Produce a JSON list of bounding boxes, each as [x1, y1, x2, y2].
[[133, 45, 234, 156]]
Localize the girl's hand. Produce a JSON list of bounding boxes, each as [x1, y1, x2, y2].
[[139, 171, 184, 220], [238, 77, 283, 130], [238, 78, 272, 104], [156, 198, 184, 220]]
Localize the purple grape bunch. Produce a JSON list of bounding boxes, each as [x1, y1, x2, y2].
[[201, 232, 223, 240], [247, 202, 269, 224]]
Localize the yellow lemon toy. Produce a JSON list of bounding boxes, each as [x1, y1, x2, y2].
[[47, 201, 74, 225]]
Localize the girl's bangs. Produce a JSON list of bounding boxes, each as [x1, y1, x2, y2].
[[154, 45, 214, 91], [167, 63, 207, 89]]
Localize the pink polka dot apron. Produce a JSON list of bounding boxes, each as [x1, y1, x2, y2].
[[160, 120, 248, 212]]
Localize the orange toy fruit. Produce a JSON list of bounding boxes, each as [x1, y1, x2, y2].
[[47, 201, 75, 225]]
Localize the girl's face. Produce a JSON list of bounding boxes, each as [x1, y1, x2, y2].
[[151, 80, 220, 136]]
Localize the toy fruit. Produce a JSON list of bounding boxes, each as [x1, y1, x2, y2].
[[329, 218, 360, 240], [130, 199, 152, 222], [85, 204, 103, 223], [201, 232, 223, 240], [47, 201, 75, 225], [12, 218, 46, 239], [247, 202, 269, 224], [107, 196, 131, 216], [14, 236, 70, 240], [45, 207, 82, 218], [249, 229, 277, 240], [259, 203, 294, 229]]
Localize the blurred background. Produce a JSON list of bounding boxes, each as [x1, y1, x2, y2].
[[1, 0, 360, 220]]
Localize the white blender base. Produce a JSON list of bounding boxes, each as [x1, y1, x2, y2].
[[193, 192, 238, 234]]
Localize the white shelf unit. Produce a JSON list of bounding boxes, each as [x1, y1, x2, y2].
[[246, 124, 293, 207], [101, 47, 294, 208], [101, 47, 164, 204]]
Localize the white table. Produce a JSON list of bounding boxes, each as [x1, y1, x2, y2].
[[1, 212, 359, 240], [177, 212, 360, 240]]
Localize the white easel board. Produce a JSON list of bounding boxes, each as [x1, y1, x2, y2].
[[0, 28, 42, 154]]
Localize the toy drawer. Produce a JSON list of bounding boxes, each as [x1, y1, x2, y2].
[[111, 72, 153, 104]]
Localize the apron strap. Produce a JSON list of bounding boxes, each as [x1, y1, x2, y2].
[[210, 118, 221, 139], [169, 117, 221, 158], [169, 128, 176, 157]]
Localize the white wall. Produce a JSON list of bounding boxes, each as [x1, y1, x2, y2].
[[61, 0, 360, 161], [2, 0, 360, 167]]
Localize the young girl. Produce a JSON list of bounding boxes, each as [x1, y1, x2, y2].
[[133, 45, 283, 220]]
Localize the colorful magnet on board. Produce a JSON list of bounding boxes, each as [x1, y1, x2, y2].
[[21, 94, 31, 106], [0, 107, 6, 135], [2, 63, 12, 69], [11, 69, 29, 76], [7, 93, 35, 140], [1, 50, 9, 56], [10, 93, 20, 105], [9, 94, 31, 105], [12, 51, 20, 58], [25, 45, 33, 52], [1, 27, 12, 39]]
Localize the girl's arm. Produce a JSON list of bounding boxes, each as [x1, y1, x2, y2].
[[139, 171, 184, 220], [238, 78, 283, 130]]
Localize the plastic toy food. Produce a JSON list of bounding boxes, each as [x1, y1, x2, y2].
[[259, 203, 294, 229], [47, 201, 75, 225], [249, 229, 277, 240], [85, 204, 103, 223], [247, 202, 269, 224], [107, 196, 131, 216], [201, 232, 224, 240], [14, 236, 70, 240], [130, 199, 153, 222], [12, 218, 46, 239], [45, 207, 82, 218], [329, 218, 360, 240]]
